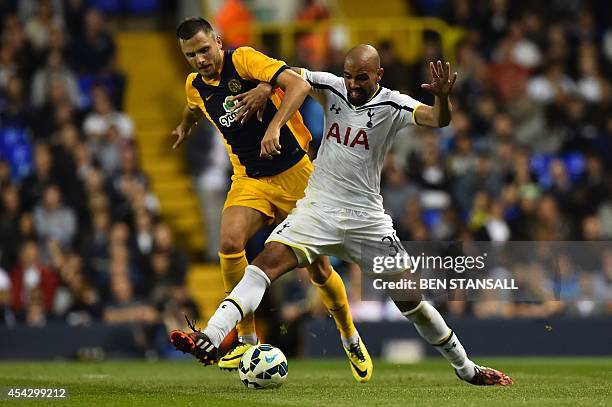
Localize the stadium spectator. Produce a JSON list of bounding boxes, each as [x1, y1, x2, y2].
[[19, 143, 59, 211], [0, 185, 21, 270], [63, 0, 86, 40], [0, 160, 11, 189], [10, 241, 58, 322], [88, 125, 122, 177], [23, 0, 63, 54], [2, 14, 35, 81], [378, 40, 411, 93], [50, 247, 100, 325], [71, 8, 124, 108], [149, 223, 187, 288], [48, 125, 89, 226], [83, 85, 133, 140], [133, 209, 155, 261], [527, 62, 575, 104], [271, 267, 318, 355], [32, 184, 77, 252], [83, 208, 111, 287], [0, 75, 32, 128], [0, 267, 16, 326], [73, 140, 95, 181], [594, 249, 612, 312], [72, 7, 112, 73], [30, 48, 81, 109], [213, 0, 253, 48], [108, 147, 158, 221], [381, 153, 420, 223], [295, 0, 330, 69], [409, 130, 452, 210], [187, 126, 231, 261], [103, 273, 158, 325], [0, 45, 17, 89]]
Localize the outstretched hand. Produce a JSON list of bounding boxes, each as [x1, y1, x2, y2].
[[171, 123, 191, 149], [421, 60, 457, 98]]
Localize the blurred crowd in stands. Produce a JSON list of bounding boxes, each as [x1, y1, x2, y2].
[[374, 0, 612, 319], [0, 0, 196, 354], [1, 0, 611, 358]]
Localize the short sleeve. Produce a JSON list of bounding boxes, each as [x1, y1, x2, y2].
[[389, 91, 425, 127], [232, 46, 288, 84], [185, 73, 202, 111], [301, 69, 343, 94], [300, 68, 344, 104]]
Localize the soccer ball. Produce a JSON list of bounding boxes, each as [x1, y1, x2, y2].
[[238, 344, 288, 389]]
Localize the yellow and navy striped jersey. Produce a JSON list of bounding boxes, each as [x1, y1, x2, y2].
[[185, 47, 312, 178]]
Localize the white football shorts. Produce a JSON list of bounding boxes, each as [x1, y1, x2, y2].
[[266, 197, 406, 270]]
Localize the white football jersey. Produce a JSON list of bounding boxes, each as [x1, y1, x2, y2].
[[302, 69, 423, 211]]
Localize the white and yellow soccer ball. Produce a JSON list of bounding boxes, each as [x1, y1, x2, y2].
[[238, 344, 288, 389]]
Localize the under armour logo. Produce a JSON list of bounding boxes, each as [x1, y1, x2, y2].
[[366, 110, 375, 128], [277, 223, 290, 234], [445, 342, 457, 352], [330, 104, 341, 114]]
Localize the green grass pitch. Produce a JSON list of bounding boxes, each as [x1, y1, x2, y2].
[[0, 358, 610, 406]]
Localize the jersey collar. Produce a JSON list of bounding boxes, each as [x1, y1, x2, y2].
[[367, 84, 382, 102]]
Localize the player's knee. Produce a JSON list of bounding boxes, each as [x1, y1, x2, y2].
[[252, 242, 297, 281], [308, 257, 331, 285], [393, 300, 422, 314], [219, 233, 246, 255]]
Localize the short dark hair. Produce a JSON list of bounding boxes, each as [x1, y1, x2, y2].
[[176, 17, 214, 40]]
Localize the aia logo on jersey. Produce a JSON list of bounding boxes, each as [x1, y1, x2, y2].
[[325, 123, 369, 150]]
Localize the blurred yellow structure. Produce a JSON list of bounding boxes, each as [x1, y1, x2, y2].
[[249, 17, 463, 65]]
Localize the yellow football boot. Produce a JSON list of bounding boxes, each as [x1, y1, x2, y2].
[[343, 336, 373, 383], [218, 341, 257, 370]]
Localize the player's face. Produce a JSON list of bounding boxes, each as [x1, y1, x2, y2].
[[180, 30, 223, 80], [343, 60, 382, 106]]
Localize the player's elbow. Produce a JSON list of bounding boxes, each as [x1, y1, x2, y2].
[[295, 76, 311, 96], [433, 112, 451, 128], [438, 118, 451, 128], [280, 70, 311, 95]]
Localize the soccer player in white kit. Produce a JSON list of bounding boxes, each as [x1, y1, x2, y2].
[[172, 45, 512, 386]]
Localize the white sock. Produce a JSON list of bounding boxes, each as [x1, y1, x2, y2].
[[341, 330, 360, 349], [434, 331, 476, 380], [403, 301, 475, 378], [239, 333, 258, 345], [203, 265, 270, 347]]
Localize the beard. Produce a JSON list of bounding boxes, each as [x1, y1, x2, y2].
[[348, 89, 368, 106], [198, 57, 221, 79]]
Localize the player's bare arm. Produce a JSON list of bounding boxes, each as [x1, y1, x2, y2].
[[230, 67, 306, 127], [414, 60, 457, 128], [260, 69, 311, 159], [171, 106, 203, 149]]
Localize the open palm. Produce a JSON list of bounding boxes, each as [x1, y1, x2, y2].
[[421, 60, 457, 98]]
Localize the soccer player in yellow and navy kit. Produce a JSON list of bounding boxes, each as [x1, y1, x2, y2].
[[168, 17, 372, 382]]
